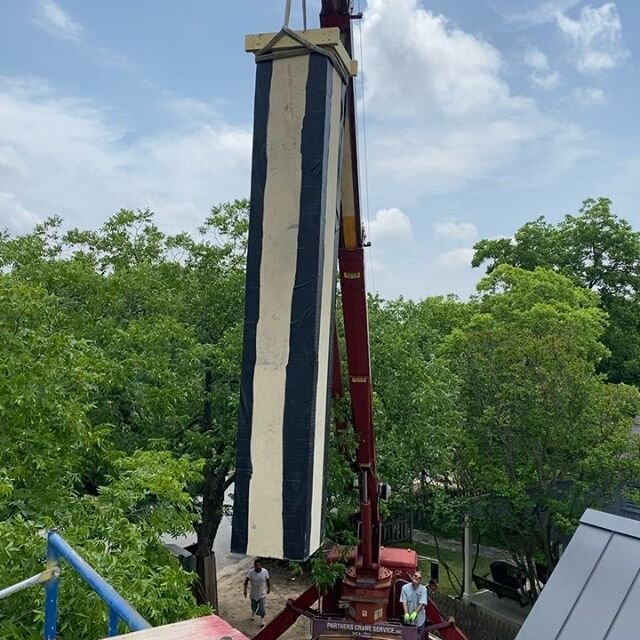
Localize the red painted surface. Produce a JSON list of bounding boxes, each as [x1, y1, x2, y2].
[[425, 600, 471, 640], [326, 546, 418, 572], [380, 547, 419, 573], [109, 615, 249, 640], [320, 1, 362, 236], [331, 326, 346, 434], [338, 247, 392, 621]]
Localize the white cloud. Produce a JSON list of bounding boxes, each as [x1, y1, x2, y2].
[[0, 76, 251, 234], [359, 0, 575, 202], [34, 0, 83, 41], [165, 97, 227, 122], [434, 247, 475, 270], [95, 48, 133, 70], [363, 0, 512, 120], [531, 70, 561, 90], [524, 46, 549, 72], [0, 143, 28, 175], [524, 46, 561, 89], [494, 0, 583, 26], [573, 86, 607, 105], [433, 221, 478, 242], [33, 3, 135, 74], [366, 256, 392, 281], [368, 207, 414, 242], [556, 3, 628, 73], [0, 193, 41, 234]]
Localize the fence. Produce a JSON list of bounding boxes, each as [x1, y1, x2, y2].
[[382, 513, 413, 545], [431, 592, 520, 640]]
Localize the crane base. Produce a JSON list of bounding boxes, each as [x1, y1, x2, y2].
[[340, 565, 393, 623]]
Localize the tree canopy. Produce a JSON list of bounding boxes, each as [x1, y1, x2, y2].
[[473, 198, 640, 385], [0, 204, 248, 637], [3, 195, 640, 634], [443, 265, 640, 594]]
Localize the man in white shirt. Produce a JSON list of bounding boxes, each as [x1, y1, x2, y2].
[[400, 570, 428, 640], [244, 559, 271, 627]]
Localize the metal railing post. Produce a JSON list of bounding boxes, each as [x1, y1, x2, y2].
[[108, 608, 120, 636], [463, 514, 472, 600], [47, 531, 151, 632], [44, 531, 60, 640]]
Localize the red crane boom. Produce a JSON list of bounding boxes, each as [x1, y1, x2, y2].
[[321, 0, 381, 576]]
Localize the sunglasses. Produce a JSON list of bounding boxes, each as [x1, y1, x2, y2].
[[413, 574, 422, 580]]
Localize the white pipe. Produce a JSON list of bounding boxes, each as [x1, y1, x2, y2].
[[0, 567, 59, 600], [463, 514, 472, 600]]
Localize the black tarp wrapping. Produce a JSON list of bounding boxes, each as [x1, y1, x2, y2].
[[231, 46, 346, 561]]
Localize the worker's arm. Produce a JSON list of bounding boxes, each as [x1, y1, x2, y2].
[[400, 589, 409, 621], [244, 577, 249, 598], [266, 577, 271, 594], [414, 587, 428, 617]]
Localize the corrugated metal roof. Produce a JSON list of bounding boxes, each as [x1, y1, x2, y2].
[[516, 509, 640, 640]]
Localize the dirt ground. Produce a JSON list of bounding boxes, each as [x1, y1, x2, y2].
[[216, 557, 314, 640]]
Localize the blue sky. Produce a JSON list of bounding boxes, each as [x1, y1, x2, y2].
[[1, 0, 638, 299]]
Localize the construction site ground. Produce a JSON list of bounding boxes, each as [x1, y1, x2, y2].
[[217, 556, 313, 640]]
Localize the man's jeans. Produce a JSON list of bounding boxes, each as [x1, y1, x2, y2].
[[251, 597, 266, 618]]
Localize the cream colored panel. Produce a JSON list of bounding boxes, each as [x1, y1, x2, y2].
[[309, 67, 343, 553], [247, 54, 309, 558]]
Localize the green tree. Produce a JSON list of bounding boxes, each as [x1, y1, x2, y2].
[[0, 454, 207, 640], [0, 203, 249, 637], [473, 197, 640, 385], [444, 265, 640, 595], [23, 205, 246, 561], [0, 274, 206, 638], [368, 295, 467, 507]]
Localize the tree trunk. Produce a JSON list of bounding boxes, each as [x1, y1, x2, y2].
[[191, 364, 233, 605], [195, 463, 228, 558], [194, 365, 227, 558]]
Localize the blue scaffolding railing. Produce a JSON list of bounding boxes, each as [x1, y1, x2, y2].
[[0, 530, 152, 639]]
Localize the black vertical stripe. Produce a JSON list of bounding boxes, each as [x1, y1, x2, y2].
[[231, 59, 273, 556], [282, 53, 333, 561]]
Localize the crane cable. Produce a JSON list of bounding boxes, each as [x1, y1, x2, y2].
[[283, 0, 307, 30]]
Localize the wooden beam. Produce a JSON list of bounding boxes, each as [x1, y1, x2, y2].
[[245, 28, 357, 76]]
